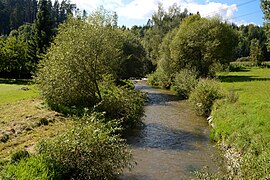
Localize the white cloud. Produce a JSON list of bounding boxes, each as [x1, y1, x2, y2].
[[69, 0, 238, 23]]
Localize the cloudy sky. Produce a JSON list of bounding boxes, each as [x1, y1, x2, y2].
[[68, 0, 264, 27]]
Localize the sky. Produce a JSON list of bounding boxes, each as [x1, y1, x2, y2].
[[67, 0, 264, 27]]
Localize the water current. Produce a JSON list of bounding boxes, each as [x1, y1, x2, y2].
[[120, 80, 223, 180]]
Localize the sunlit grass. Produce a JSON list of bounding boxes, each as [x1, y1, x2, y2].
[[0, 79, 39, 105], [211, 67, 270, 178]]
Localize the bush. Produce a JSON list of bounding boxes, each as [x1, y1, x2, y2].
[[189, 79, 223, 116], [173, 69, 198, 99], [38, 113, 133, 179], [97, 76, 145, 129], [0, 155, 63, 179], [147, 69, 172, 88]]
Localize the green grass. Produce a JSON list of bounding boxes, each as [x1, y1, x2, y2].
[[211, 67, 270, 178], [0, 79, 38, 105], [0, 79, 73, 159]]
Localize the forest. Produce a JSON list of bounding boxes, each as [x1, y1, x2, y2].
[[0, 0, 270, 179]]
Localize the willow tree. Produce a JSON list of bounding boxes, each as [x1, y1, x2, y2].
[[35, 15, 123, 108]]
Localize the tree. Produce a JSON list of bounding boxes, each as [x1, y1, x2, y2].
[[170, 15, 238, 77], [117, 30, 148, 79], [250, 38, 263, 64], [261, 0, 270, 50], [35, 16, 123, 107], [142, 3, 189, 66], [28, 0, 55, 68]]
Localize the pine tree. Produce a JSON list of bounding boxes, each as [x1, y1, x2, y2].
[[27, 0, 55, 69]]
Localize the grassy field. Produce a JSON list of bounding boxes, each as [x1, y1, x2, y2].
[[0, 79, 38, 105], [211, 68, 270, 178], [0, 79, 73, 159]]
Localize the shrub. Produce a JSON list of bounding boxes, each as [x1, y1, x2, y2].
[[0, 155, 63, 179], [173, 69, 198, 99], [38, 113, 133, 179], [189, 79, 223, 116], [226, 86, 239, 103], [97, 76, 145, 129], [147, 69, 172, 88]]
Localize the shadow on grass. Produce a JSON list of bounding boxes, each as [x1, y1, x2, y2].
[[219, 75, 270, 83], [0, 78, 32, 85]]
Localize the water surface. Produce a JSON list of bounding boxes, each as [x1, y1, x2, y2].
[[121, 81, 222, 179]]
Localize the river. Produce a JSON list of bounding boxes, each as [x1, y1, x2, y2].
[[120, 80, 223, 179]]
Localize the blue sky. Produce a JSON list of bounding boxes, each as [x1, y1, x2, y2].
[[69, 0, 264, 27]]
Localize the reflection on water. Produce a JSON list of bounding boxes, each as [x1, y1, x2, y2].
[[120, 80, 223, 180]]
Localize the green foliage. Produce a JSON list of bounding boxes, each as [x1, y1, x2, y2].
[[250, 38, 263, 65], [147, 68, 171, 88], [38, 113, 133, 179], [117, 30, 148, 79], [97, 76, 145, 129], [173, 69, 198, 99], [0, 154, 63, 180], [0, 35, 32, 78], [35, 17, 123, 108], [170, 15, 239, 77], [189, 79, 223, 116], [27, 0, 56, 67], [143, 3, 189, 66]]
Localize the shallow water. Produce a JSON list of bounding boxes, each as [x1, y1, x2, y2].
[[120, 80, 223, 179]]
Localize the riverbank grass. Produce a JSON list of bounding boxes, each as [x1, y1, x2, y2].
[[211, 67, 270, 178]]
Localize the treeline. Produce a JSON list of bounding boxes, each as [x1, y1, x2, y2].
[[0, 2, 269, 80], [0, 0, 76, 35], [0, 0, 76, 78]]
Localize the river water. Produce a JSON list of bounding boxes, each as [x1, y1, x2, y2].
[[120, 80, 223, 180]]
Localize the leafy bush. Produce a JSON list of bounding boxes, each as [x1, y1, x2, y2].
[[173, 69, 198, 99], [38, 113, 133, 179], [0, 155, 63, 180], [147, 69, 171, 88], [97, 76, 145, 129], [189, 79, 223, 116]]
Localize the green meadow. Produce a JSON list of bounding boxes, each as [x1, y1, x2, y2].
[[211, 68, 270, 178], [0, 79, 38, 105]]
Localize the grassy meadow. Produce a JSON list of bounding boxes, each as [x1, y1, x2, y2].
[[211, 67, 270, 178], [0, 79, 73, 159]]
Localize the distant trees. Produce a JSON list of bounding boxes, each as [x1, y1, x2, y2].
[[0, 0, 76, 36], [235, 24, 269, 61], [0, 0, 38, 35], [0, 0, 76, 78], [27, 0, 56, 67], [142, 3, 189, 67]]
